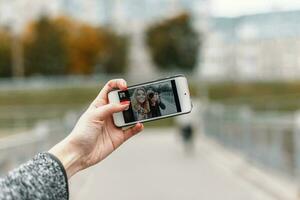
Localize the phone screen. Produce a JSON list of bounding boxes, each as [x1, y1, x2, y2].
[[118, 80, 181, 123]]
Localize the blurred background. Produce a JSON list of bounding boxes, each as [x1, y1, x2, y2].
[[1, 0, 300, 199]]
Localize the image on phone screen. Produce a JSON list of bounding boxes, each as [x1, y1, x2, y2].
[[118, 80, 181, 123]]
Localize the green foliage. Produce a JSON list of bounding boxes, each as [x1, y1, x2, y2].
[[207, 82, 300, 111], [146, 13, 200, 71], [23, 16, 129, 76], [0, 30, 12, 77], [0, 86, 98, 106], [96, 29, 129, 74], [24, 16, 67, 76]]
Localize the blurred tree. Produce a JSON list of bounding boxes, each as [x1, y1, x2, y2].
[[55, 18, 129, 74], [54, 17, 101, 75], [23, 16, 129, 76], [96, 29, 129, 74], [146, 13, 200, 71], [23, 16, 67, 76], [0, 29, 12, 77]]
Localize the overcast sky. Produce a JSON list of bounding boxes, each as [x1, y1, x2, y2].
[[210, 0, 300, 17]]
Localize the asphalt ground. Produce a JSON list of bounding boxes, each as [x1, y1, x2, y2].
[[69, 128, 297, 200]]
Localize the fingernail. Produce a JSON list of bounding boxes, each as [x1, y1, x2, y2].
[[120, 101, 130, 105]]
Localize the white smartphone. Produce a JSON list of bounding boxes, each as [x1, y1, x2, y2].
[[108, 74, 192, 127]]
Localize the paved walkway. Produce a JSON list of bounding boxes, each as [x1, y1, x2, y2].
[[69, 128, 297, 200]]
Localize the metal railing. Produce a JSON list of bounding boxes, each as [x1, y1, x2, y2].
[[0, 112, 77, 176], [202, 103, 300, 179]]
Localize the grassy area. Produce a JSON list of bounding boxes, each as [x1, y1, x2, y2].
[[0, 85, 101, 132], [5, 79, 300, 133], [0, 86, 99, 106], [207, 81, 300, 111]]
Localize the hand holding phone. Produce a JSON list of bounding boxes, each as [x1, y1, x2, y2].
[[49, 79, 144, 178], [108, 75, 192, 127]]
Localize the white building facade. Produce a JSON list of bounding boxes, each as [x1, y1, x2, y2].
[[201, 10, 300, 81]]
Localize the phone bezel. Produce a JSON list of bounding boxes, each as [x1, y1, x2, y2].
[[108, 75, 192, 127]]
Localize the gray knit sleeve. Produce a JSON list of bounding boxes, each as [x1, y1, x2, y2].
[[0, 152, 69, 200]]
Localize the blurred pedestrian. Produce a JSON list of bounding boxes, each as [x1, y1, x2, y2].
[[176, 112, 194, 154]]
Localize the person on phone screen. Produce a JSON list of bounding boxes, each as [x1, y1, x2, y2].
[[131, 87, 150, 120], [147, 88, 166, 118], [0, 79, 144, 200]]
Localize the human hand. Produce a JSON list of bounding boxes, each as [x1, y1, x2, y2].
[[155, 94, 160, 103], [49, 79, 144, 178]]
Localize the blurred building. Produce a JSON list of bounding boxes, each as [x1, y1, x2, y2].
[[201, 10, 300, 81]]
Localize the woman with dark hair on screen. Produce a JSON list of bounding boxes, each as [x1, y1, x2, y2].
[[131, 87, 150, 120], [147, 88, 166, 118], [0, 79, 144, 200]]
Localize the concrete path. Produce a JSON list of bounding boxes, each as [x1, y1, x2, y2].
[[69, 128, 297, 200]]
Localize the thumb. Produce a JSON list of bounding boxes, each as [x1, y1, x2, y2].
[[93, 101, 130, 120]]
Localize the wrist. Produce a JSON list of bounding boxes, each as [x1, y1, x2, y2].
[[49, 138, 83, 178]]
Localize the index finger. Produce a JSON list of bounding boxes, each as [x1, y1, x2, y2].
[[96, 79, 127, 103]]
